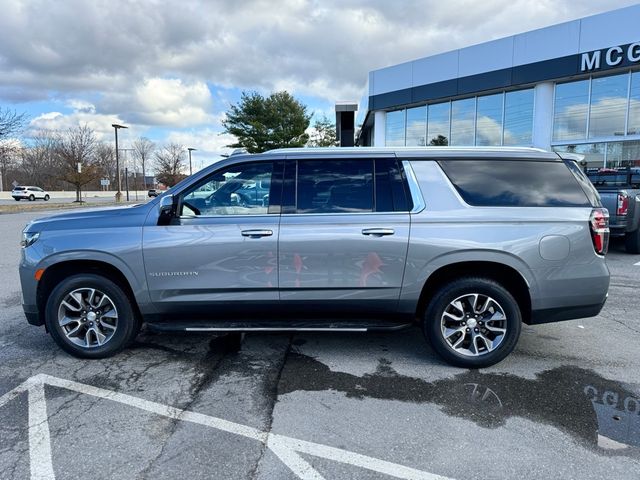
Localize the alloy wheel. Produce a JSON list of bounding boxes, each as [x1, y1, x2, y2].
[[440, 293, 507, 357], [57, 288, 118, 348]]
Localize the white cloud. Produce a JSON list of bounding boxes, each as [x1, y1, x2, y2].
[[101, 78, 215, 127], [28, 110, 128, 141], [165, 128, 235, 167], [1, 0, 636, 108]]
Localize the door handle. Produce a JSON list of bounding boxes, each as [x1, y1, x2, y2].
[[241, 229, 273, 238], [362, 228, 395, 236]]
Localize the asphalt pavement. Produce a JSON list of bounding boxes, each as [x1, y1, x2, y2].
[[0, 208, 638, 480]]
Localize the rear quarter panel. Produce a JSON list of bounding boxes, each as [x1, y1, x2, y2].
[[399, 160, 609, 314]]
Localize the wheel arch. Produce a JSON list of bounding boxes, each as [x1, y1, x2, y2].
[[37, 259, 143, 324], [416, 261, 532, 325]]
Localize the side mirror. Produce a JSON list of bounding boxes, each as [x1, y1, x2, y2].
[[158, 194, 175, 225]]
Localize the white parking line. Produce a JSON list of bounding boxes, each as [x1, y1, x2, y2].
[[634, 261, 640, 266], [0, 374, 453, 480], [28, 382, 55, 480]]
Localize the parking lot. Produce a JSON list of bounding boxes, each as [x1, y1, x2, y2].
[[0, 208, 639, 480]]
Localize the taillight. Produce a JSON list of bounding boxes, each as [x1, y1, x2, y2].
[[617, 193, 629, 216], [589, 208, 609, 256]]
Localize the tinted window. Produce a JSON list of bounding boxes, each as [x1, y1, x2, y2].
[[180, 161, 273, 216], [296, 160, 373, 213], [375, 159, 410, 212], [563, 160, 602, 207], [588, 171, 640, 188], [439, 160, 590, 207]]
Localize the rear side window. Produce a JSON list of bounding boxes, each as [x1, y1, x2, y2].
[[374, 158, 411, 212], [438, 159, 591, 207], [563, 160, 602, 207], [296, 160, 374, 213]]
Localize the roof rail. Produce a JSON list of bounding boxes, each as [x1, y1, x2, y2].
[[230, 148, 248, 156]]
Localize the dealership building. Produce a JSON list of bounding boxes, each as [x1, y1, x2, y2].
[[355, 4, 640, 169]]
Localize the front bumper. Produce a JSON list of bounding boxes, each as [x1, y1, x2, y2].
[[23, 303, 42, 326]]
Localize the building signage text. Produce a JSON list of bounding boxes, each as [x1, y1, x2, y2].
[[581, 42, 640, 72]]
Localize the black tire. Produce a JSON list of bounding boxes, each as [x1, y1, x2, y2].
[[45, 274, 139, 358], [625, 229, 640, 254], [423, 277, 522, 368], [14, 198, 20, 201], [29, 194, 35, 201], [44, 194, 50, 201]]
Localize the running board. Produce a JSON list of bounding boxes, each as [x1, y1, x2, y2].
[[146, 320, 413, 333]]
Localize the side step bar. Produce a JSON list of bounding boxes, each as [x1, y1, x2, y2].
[[146, 321, 413, 333]]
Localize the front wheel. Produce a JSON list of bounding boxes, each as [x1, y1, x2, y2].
[[625, 229, 640, 254], [45, 274, 139, 358], [423, 277, 521, 368], [44, 194, 50, 201], [14, 198, 20, 201]]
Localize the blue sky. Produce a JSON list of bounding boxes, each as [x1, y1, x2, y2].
[[1, 0, 637, 171]]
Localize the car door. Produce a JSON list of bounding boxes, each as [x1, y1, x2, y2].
[[142, 159, 283, 318], [278, 156, 411, 317]]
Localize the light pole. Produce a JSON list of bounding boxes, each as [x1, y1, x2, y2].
[[187, 147, 196, 176], [112, 123, 128, 202]]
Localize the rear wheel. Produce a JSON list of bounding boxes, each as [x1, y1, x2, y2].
[[625, 229, 640, 254], [423, 277, 521, 368], [14, 198, 20, 201], [29, 194, 35, 201], [45, 274, 139, 358]]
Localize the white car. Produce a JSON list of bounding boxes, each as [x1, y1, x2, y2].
[[11, 186, 50, 201]]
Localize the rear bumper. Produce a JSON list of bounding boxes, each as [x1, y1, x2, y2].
[[528, 298, 607, 325]]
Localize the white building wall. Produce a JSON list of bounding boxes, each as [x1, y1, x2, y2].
[[532, 82, 554, 150], [373, 111, 386, 146]]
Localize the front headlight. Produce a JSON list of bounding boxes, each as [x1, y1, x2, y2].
[[21, 232, 40, 248]]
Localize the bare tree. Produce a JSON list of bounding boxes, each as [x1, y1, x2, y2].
[[94, 142, 117, 189], [19, 131, 60, 189], [56, 125, 98, 201], [0, 108, 28, 190], [154, 143, 186, 187], [132, 137, 155, 189]]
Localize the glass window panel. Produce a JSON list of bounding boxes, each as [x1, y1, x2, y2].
[[450, 98, 475, 146], [504, 89, 534, 145], [552, 143, 605, 170], [427, 102, 450, 145], [405, 106, 427, 146], [385, 110, 405, 146], [296, 160, 374, 213], [553, 80, 589, 141], [181, 162, 273, 216], [589, 73, 628, 138], [628, 72, 640, 135], [606, 140, 640, 169], [476, 94, 504, 146], [438, 160, 589, 207]]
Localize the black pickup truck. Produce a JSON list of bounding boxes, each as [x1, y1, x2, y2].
[[586, 167, 640, 253]]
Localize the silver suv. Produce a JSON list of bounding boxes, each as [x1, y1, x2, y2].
[[19, 147, 610, 368]]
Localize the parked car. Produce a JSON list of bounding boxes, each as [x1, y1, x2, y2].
[[148, 189, 158, 197], [19, 147, 610, 368], [12, 186, 50, 202], [585, 167, 640, 253]]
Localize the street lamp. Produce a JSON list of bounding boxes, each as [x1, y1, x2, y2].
[[187, 147, 196, 176], [112, 123, 128, 202]]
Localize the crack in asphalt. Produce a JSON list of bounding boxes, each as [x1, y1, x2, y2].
[[248, 334, 292, 480], [136, 334, 243, 480], [608, 317, 640, 335]]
